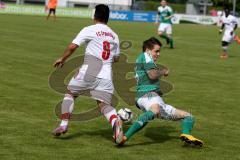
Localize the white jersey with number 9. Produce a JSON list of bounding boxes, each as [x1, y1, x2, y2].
[[72, 23, 120, 80]]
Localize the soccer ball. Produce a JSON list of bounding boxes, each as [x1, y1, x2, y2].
[[117, 108, 133, 124]]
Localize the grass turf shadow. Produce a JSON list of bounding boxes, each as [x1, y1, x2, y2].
[[117, 125, 179, 148], [53, 127, 113, 141]]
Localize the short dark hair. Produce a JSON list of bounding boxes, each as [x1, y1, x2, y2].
[[224, 6, 230, 12], [142, 37, 162, 52], [94, 4, 110, 24]]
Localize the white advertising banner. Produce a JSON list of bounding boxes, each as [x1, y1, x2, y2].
[[0, 4, 239, 27], [173, 14, 219, 25]]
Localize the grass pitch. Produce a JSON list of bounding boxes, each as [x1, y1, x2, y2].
[[0, 14, 240, 160]]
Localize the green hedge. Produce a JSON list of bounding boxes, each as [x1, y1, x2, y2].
[[143, 1, 186, 13]]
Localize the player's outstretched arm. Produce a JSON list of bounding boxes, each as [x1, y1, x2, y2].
[[165, 15, 173, 20], [234, 24, 238, 31], [147, 68, 169, 80], [219, 24, 225, 34], [53, 43, 78, 68]]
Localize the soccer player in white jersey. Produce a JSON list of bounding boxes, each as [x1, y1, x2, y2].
[[155, 0, 174, 49], [219, 7, 238, 59], [52, 4, 123, 144]]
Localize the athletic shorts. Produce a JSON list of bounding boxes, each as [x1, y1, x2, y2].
[[49, 8, 56, 14], [222, 30, 235, 43], [67, 68, 114, 105], [136, 91, 176, 120], [158, 23, 172, 34]]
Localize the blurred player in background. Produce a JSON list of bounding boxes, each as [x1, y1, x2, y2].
[[0, 1, 6, 9], [234, 35, 240, 44], [119, 37, 203, 146], [52, 4, 123, 144], [46, 0, 58, 20], [219, 7, 238, 59], [155, 0, 174, 49]]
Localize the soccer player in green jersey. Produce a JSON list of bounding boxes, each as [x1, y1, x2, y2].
[[155, 0, 174, 48], [119, 37, 203, 146]]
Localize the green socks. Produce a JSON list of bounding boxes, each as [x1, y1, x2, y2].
[[169, 38, 174, 48], [125, 110, 155, 140], [160, 35, 174, 48], [125, 113, 194, 140], [160, 35, 169, 42], [181, 116, 195, 135]]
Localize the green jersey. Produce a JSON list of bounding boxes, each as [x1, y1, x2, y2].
[[135, 52, 161, 100], [157, 6, 173, 24]]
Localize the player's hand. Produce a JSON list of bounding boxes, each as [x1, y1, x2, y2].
[[163, 68, 169, 77], [160, 68, 169, 77], [219, 29, 223, 34], [53, 58, 64, 68]]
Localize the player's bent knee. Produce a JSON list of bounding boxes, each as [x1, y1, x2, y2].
[[173, 109, 192, 120], [98, 101, 114, 114], [158, 32, 163, 36], [149, 104, 161, 116], [66, 88, 79, 99], [222, 46, 228, 52], [64, 93, 74, 100]]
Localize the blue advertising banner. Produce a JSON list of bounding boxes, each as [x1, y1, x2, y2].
[[110, 10, 157, 22]]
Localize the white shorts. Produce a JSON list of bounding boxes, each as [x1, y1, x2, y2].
[[67, 71, 114, 104], [158, 23, 172, 35], [222, 30, 235, 43], [136, 92, 176, 120], [68, 77, 114, 94]]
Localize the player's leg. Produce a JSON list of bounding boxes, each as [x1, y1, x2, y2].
[[162, 105, 203, 146], [123, 104, 157, 141], [158, 24, 169, 44], [120, 92, 161, 145], [221, 31, 233, 59], [46, 9, 52, 20], [52, 91, 77, 136], [176, 109, 203, 146], [221, 41, 229, 59], [97, 100, 123, 144], [52, 73, 89, 136], [91, 77, 124, 144], [53, 9, 56, 21], [166, 24, 174, 49]]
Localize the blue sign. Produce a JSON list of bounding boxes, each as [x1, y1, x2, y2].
[[110, 10, 157, 22]]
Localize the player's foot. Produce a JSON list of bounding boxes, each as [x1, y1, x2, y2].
[[220, 54, 228, 59], [180, 134, 203, 147], [113, 117, 123, 144], [117, 135, 127, 146], [52, 125, 68, 137]]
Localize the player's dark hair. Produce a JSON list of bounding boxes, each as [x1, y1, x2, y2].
[[142, 37, 162, 52], [94, 4, 110, 24], [223, 6, 231, 16], [224, 6, 230, 12]]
